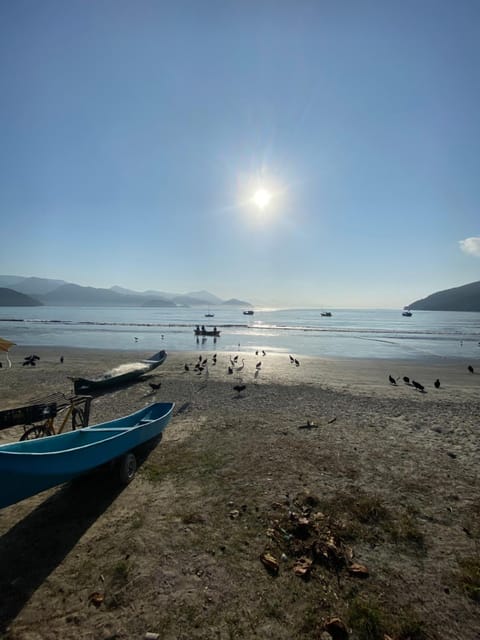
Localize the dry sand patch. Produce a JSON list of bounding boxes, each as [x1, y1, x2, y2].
[[0, 347, 479, 639]]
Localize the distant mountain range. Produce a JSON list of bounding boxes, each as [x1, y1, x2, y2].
[[0, 275, 253, 308], [406, 280, 480, 312]]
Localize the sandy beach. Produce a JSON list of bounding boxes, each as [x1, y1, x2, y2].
[[0, 346, 479, 639]]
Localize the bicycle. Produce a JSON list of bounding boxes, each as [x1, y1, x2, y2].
[[19, 395, 92, 441]]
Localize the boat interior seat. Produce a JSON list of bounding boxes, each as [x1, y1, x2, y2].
[[86, 427, 130, 432]]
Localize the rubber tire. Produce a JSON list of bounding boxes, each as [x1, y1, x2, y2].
[[20, 424, 51, 441], [72, 407, 86, 430], [118, 452, 137, 485]]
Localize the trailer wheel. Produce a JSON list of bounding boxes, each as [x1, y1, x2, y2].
[[118, 452, 137, 485]]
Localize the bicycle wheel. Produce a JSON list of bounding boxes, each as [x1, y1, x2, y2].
[[72, 407, 86, 430], [20, 424, 51, 441]]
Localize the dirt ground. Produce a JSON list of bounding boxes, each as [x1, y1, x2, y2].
[[0, 347, 479, 639]]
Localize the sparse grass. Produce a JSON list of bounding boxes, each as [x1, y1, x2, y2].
[[385, 510, 426, 553], [111, 560, 129, 587], [347, 597, 385, 640], [141, 443, 226, 484], [456, 556, 480, 602], [130, 511, 145, 529], [395, 613, 428, 640], [319, 489, 426, 553]]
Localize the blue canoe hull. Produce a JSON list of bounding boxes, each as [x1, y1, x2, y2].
[[0, 402, 174, 509]]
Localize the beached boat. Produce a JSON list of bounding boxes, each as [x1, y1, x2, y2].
[[243, 310, 254, 315], [71, 350, 167, 394], [0, 402, 174, 509], [194, 328, 221, 337]]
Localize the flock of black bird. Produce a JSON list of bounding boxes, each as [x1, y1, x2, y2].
[[178, 350, 287, 397], [148, 349, 476, 399], [388, 365, 475, 392]]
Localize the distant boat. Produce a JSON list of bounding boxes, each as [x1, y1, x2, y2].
[[194, 327, 220, 337], [71, 350, 167, 395], [0, 402, 174, 509], [205, 312, 215, 317], [243, 310, 254, 315], [321, 312, 332, 317], [402, 311, 413, 317]]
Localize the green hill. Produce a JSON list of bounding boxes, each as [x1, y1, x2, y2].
[[407, 281, 480, 312]]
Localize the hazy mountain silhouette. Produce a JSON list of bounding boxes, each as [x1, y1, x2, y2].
[[407, 280, 480, 311], [222, 298, 253, 307], [8, 276, 68, 295], [0, 275, 252, 307], [0, 288, 43, 307], [37, 284, 175, 307]]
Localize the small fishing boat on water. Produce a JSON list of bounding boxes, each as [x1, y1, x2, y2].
[[0, 402, 174, 509], [243, 310, 254, 315], [70, 350, 167, 394], [402, 310, 413, 317], [321, 312, 332, 317], [194, 326, 221, 337]]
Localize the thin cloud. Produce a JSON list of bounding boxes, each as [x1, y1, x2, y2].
[[459, 237, 480, 257]]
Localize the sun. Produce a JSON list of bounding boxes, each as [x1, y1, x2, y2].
[[252, 188, 272, 210]]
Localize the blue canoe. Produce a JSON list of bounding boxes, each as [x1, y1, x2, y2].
[[0, 402, 174, 509]]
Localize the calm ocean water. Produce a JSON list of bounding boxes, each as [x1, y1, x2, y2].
[[0, 306, 479, 360]]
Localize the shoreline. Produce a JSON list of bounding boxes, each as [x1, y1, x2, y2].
[[1, 345, 479, 411]]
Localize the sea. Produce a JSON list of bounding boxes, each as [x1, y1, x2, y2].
[[1, 306, 480, 361]]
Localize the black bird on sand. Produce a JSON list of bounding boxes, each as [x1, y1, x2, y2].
[[412, 380, 425, 392], [233, 384, 246, 396], [228, 366, 234, 375], [388, 375, 397, 385], [434, 379, 440, 389], [294, 358, 300, 367], [289, 355, 295, 363], [60, 356, 64, 364], [403, 376, 410, 384], [262, 350, 266, 356], [468, 365, 474, 374], [256, 361, 262, 369], [184, 364, 190, 372], [149, 382, 161, 391]]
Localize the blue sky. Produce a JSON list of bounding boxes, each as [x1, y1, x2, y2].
[[1, 0, 479, 308]]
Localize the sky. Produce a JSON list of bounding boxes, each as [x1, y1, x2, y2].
[[1, 0, 479, 308]]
